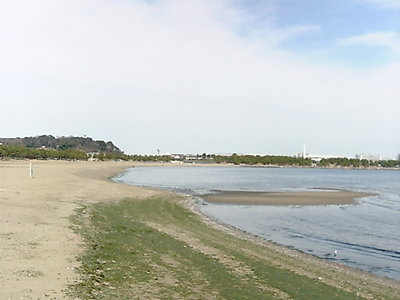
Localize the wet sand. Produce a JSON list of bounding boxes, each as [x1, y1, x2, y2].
[[202, 189, 375, 206]]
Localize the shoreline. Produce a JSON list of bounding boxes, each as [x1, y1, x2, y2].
[[1, 160, 399, 299], [180, 194, 400, 296], [113, 165, 396, 278]]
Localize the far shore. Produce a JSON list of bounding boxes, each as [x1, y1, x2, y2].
[[202, 189, 376, 206]]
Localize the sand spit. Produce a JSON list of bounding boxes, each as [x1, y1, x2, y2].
[[202, 189, 375, 206]]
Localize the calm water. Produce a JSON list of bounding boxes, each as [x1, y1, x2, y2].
[[115, 166, 400, 280]]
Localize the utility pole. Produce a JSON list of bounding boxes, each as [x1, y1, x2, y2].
[[29, 163, 34, 178]]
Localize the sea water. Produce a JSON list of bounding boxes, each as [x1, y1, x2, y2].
[[115, 166, 400, 280]]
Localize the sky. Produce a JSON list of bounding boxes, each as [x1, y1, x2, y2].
[[0, 0, 399, 158]]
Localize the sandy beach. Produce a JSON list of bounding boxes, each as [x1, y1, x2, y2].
[[1, 160, 399, 299], [0, 160, 162, 299], [202, 189, 374, 206]]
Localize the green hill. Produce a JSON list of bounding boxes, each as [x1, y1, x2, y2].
[[0, 135, 123, 153]]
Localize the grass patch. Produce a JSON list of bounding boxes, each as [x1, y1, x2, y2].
[[69, 197, 395, 299]]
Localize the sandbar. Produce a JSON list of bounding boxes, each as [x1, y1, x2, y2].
[[202, 189, 375, 206]]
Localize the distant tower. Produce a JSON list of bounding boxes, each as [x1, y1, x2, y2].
[[303, 144, 306, 158], [157, 149, 160, 156]]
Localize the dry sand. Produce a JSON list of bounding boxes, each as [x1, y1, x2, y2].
[[0, 160, 162, 299], [202, 189, 375, 206]]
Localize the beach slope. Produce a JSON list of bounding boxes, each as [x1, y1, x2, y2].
[[0, 160, 160, 299]]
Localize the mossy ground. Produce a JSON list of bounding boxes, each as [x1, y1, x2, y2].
[[69, 196, 399, 299]]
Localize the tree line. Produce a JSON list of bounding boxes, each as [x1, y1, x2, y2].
[[0, 145, 88, 160], [318, 157, 399, 168], [213, 154, 399, 168], [213, 154, 313, 166], [93, 152, 173, 162], [1, 145, 398, 169], [0, 145, 174, 162]]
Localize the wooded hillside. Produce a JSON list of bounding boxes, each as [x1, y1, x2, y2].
[[0, 135, 122, 153]]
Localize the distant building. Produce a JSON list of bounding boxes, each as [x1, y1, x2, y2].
[[355, 154, 381, 161], [302, 154, 344, 162], [295, 145, 348, 162], [87, 152, 100, 161], [185, 154, 202, 161], [213, 153, 236, 157], [170, 154, 184, 160]]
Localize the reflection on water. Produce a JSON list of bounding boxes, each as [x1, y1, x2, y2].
[[116, 166, 400, 280]]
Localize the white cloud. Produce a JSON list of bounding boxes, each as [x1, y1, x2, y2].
[[0, 0, 399, 157], [252, 24, 320, 47], [338, 31, 400, 54], [366, 0, 400, 8]]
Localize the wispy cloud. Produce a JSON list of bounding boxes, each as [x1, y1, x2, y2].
[[261, 24, 320, 46], [338, 31, 400, 55], [366, 0, 400, 9]]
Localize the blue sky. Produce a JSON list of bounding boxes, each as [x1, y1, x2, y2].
[[235, 0, 400, 67], [0, 0, 399, 158]]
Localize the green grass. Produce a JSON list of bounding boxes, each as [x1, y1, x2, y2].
[[69, 197, 397, 299]]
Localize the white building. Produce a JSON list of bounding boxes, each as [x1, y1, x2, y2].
[[355, 153, 381, 161], [295, 145, 350, 162]]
